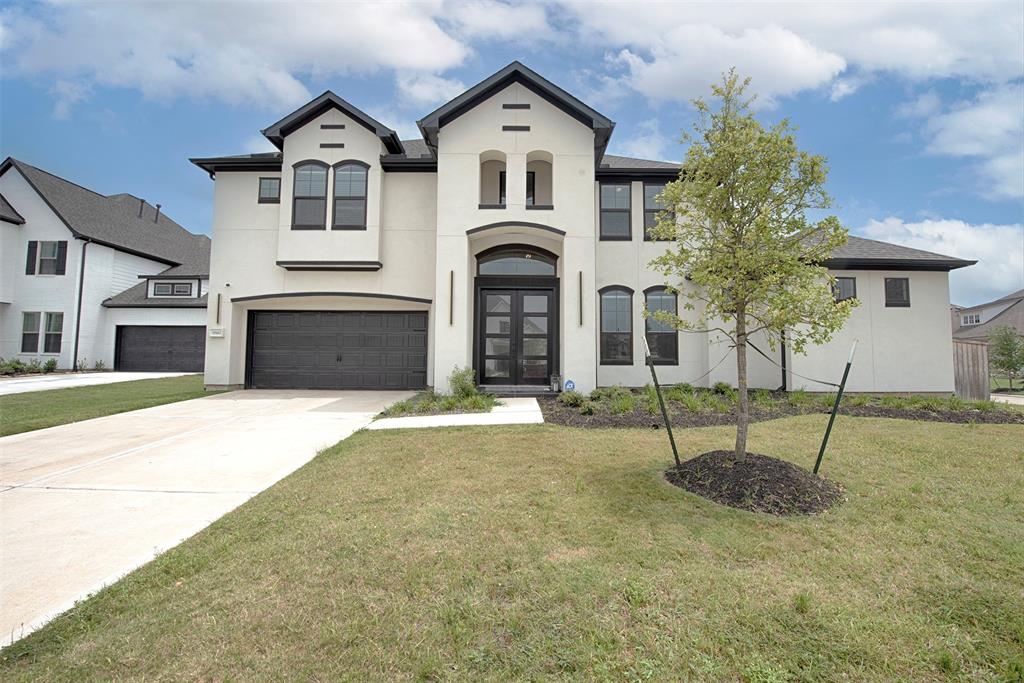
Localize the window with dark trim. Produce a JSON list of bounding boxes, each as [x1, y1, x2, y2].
[[153, 283, 173, 296], [258, 177, 281, 203], [173, 283, 193, 296], [333, 161, 368, 229], [43, 312, 63, 353], [644, 287, 678, 364], [600, 183, 631, 240], [291, 162, 328, 229], [477, 245, 556, 276], [26, 240, 67, 276], [643, 182, 671, 240], [833, 276, 857, 302], [600, 286, 633, 364], [885, 277, 910, 307], [21, 312, 40, 353]]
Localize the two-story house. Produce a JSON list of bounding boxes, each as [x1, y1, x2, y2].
[[953, 288, 1024, 341], [0, 158, 209, 371], [192, 62, 974, 394]]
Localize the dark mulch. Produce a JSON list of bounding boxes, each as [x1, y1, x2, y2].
[[665, 450, 844, 515], [538, 397, 1024, 429]]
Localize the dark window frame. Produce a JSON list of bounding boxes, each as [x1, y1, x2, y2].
[[599, 182, 632, 241], [644, 286, 678, 365], [290, 160, 329, 230], [331, 160, 369, 230], [173, 282, 194, 296], [258, 177, 281, 204], [476, 244, 557, 277], [43, 311, 63, 354], [21, 311, 40, 353], [37, 240, 60, 275], [885, 277, 911, 308], [643, 182, 672, 241], [833, 276, 857, 302], [599, 285, 634, 365]]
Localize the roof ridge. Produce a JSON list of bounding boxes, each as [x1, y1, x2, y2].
[[10, 158, 108, 199]]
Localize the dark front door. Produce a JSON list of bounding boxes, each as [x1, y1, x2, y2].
[[115, 325, 205, 372], [478, 289, 555, 385]]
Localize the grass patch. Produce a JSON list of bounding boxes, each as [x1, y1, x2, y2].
[[0, 375, 215, 436], [2, 417, 1022, 680]]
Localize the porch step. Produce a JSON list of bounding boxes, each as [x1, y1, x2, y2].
[[478, 385, 557, 398]]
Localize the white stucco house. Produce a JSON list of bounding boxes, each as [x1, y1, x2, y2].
[[192, 62, 974, 395], [0, 158, 210, 371]]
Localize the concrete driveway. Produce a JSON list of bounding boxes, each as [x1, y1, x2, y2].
[[0, 371, 193, 396], [0, 389, 411, 645]]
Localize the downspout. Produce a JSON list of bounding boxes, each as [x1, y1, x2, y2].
[[72, 238, 90, 371], [779, 329, 788, 391]]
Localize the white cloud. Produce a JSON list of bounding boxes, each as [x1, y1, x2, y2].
[[243, 135, 277, 154], [857, 217, 1024, 305], [395, 72, 466, 108], [924, 84, 1024, 200], [445, 0, 552, 40], [895, 90, 941, 118], [610, 118, 677, 161], [49, 79, 89, 119]]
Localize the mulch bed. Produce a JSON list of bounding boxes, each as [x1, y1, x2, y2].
[[665, 450, 844, 515], [538, 397, 1024, 429]]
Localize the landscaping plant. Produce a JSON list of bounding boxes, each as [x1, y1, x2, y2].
[[988, 325, 1024, 391], [650, 70, 856, 459]]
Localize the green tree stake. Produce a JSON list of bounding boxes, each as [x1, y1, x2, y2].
[[643, 336, 681, 469], [814, 340, 857, 475]]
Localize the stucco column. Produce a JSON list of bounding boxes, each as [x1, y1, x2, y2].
[[432, 232, 472, 392], [560, 234, 597, 393]]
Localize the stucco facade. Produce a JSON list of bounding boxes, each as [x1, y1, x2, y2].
[[194, 62, 972, 394]]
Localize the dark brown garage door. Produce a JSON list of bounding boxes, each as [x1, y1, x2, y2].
[[247, 311, 428, 390], [115, 326, 205, 372]]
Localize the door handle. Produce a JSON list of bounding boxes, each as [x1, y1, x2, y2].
[[336, 353, 342, 363]]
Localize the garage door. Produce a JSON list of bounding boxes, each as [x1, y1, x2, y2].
[[248, 311, 428, 389], [115, 326, 205, 372]]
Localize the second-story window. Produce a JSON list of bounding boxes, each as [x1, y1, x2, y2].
[[643, 183, 671, 240], [833, 277, 857, 302], [258, 177, 281, 203], [292, 162, 328, 229], [600, 183, 631, 240], [333, 161, 368, 230]]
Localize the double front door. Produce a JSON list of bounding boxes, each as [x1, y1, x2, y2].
[[477, 288, 556, 385]]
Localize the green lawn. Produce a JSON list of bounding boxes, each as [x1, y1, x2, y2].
[[991, 375, 1024, 395], [0, 375, 216, 436], [2, 417, 1022, 681]]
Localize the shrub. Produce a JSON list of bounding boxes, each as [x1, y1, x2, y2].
[[705, 394, 732, 413], [43, 358, 58, 373], [0, 359, 27, 375], [93, 359, 106, 371], [712, 381, 733, 395], [381, 400, 414, 416], [579, 400, 596, 416], [973, 400, 997, 412], [461, 394, 492, 412], [752, 388, 774, 409], [946, 395, 966, 411], [677, 393, 706, 413], [558, 390, 585, 407], [879, 395, 908, 409], [25, 360, 43, 374], [448, 366, 477, 399], [787, 390, 812, 408], [610, 392, 636, 414], [642, 384, 660, 414], [845, 393, 870, 407], [589, 387, 613, 401]]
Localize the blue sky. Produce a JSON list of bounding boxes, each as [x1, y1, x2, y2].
[[1, 1, 1021, 305]]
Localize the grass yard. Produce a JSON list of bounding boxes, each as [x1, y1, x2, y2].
[[0, 375, 215, 436], [2, 417, 1022, 681], [991, 375, 1024, 395]]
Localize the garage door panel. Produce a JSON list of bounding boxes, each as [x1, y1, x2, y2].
[[248, 311, 428, 390], [116, 326, 205, 372]]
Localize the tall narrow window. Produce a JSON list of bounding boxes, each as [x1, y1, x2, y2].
[[291, 162, 328, 229], [645, 287, 678, 364], [21, 312, 40, 353], [600, 286, 633, 364], [833, 277, 857, 302], [44, 312, 63, 353], [499, 171, 507, 205], [333, 161, 368, 229], [526, 171, 536, 206], [258, 177, 281, 203], [643, 183, 671, 240], [885, 277, 910, 307], [600, 183, 631, 240]]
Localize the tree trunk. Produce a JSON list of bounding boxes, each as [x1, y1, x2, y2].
[[735, 310, 749, 460]]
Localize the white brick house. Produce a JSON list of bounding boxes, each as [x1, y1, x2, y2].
[[192, 62, 974, 394]]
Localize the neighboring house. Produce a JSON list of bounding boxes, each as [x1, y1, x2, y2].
[[952, 289, 1024, 341], [191, 61, 974, 394], [0, 158, 210, 371]]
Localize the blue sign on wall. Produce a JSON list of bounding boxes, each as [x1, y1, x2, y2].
[[564, 379, 575, 391]]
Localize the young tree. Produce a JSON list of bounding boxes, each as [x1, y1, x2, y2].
[[649, 70, 857, 459], [988, 326, 1024, 391]]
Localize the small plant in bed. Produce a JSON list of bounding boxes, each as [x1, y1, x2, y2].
[[379, 367, 499, 417]]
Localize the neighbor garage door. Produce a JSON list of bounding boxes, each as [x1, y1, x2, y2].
[[248, 311, 428, 389], [115, 325, 205, 372]]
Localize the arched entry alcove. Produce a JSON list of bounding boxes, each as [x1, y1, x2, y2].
[[473, 244, 559, 388]]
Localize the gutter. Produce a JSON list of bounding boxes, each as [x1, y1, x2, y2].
[[72, 238, 90, 371]]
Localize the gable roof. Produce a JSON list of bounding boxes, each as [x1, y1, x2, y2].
[[260, 91, 403, 154], [0, 157, 208, 268], [416, 61, 615, 163], [960, 288, 1024, 312], [0, 191, 25, 224], [824, 235, 975, 271], [953, 299, 1024, 339]]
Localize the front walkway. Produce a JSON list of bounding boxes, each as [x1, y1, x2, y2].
[[0, 389, 412, 645], [0, 371, 193, 396]]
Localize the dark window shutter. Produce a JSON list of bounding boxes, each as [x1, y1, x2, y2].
[[26, 241, 37, 275], [56, 241, 68, 275]]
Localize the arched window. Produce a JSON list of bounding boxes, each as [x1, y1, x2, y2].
[[476, 245, 556, 276], [479, 150, 507, 207], [333, 161, 368, 230], [644, 286, 678, 364], [599, 286, 633, 364], [291, 161, 328, 229]]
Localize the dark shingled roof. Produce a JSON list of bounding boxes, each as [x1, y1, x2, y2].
[[953, 299, 1024, 339], [824, 236, 975, 271], [599, 154, 680, 170], [102, 281, 208, 308], [0, 192, 25, 224], [1, 157, 208, 272]]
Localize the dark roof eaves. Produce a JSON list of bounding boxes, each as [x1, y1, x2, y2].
[[260, 91, 403, 154]]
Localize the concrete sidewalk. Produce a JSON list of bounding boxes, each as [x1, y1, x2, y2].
[[0, 371, 193, 396], [368, 397, 544, 430], [0, 389, 411, 645], [992, 393, 1024, 406]]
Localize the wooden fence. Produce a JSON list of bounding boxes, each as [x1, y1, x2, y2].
[[952, 339, 990, 401]]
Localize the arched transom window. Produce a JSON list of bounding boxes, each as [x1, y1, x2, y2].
[[476, 246, 556, 276]]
